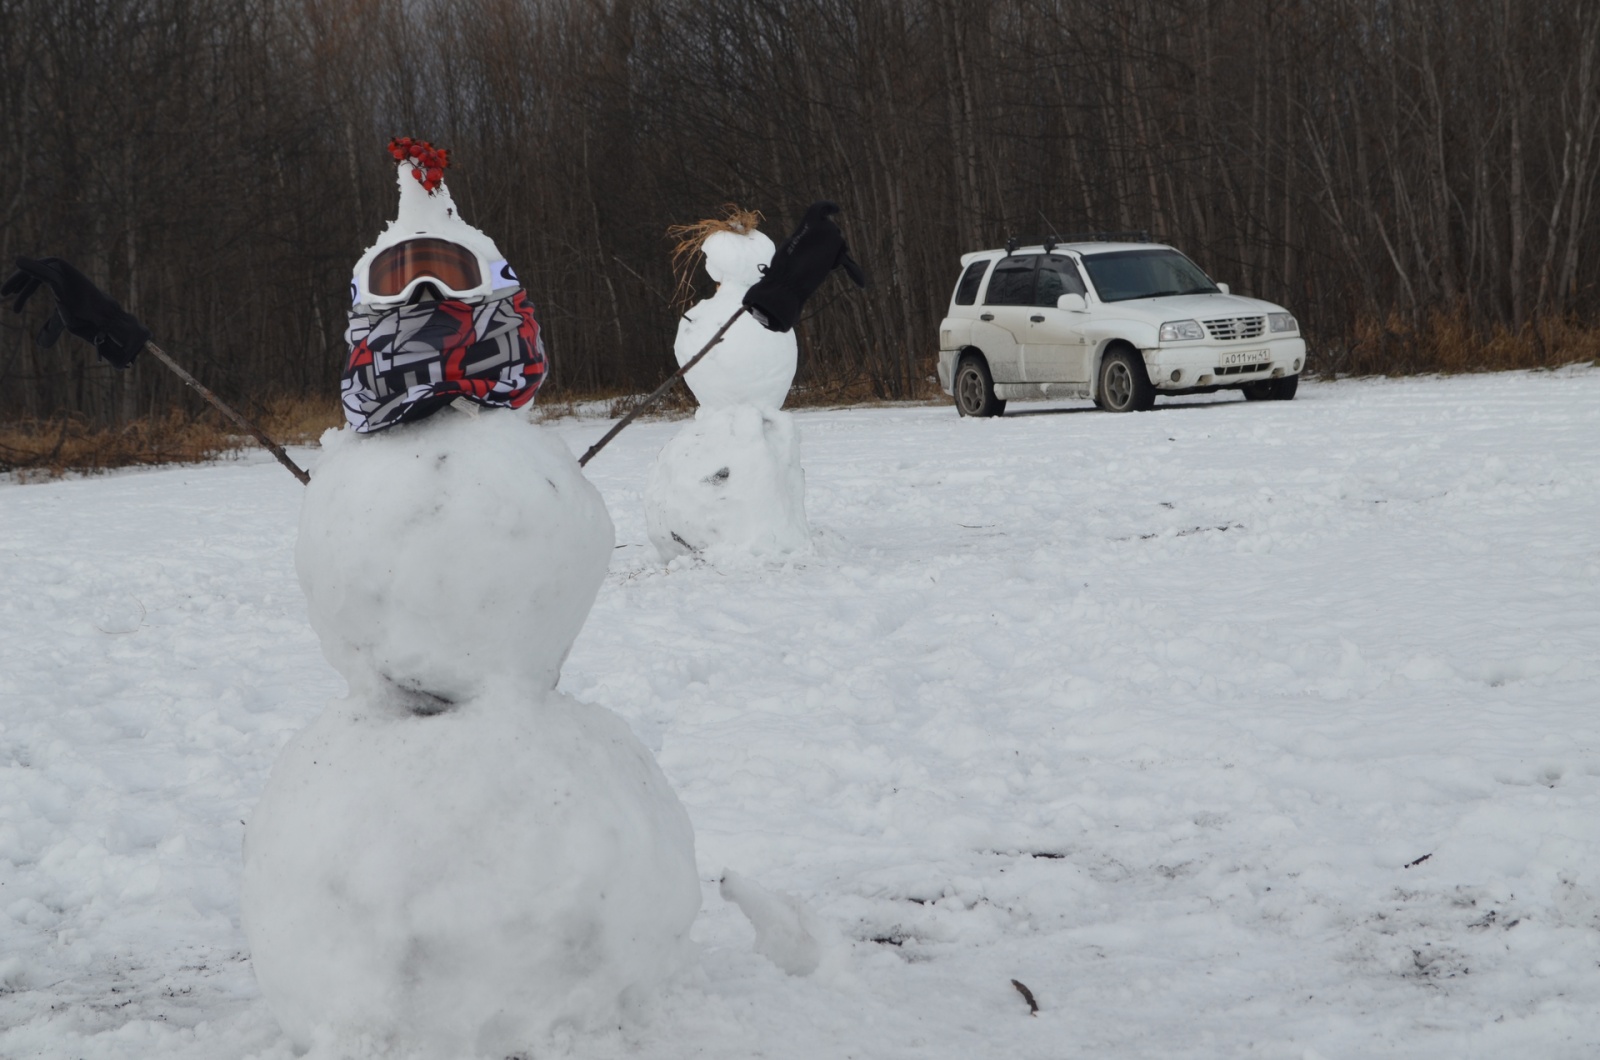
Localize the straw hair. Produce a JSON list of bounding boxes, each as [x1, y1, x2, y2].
[[666, 204, 764, 308]]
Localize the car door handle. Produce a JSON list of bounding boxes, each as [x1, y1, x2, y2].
[[980, 313, 994, 321], [1030, 314, 1045, 322]]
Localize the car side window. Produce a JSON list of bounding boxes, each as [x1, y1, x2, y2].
[[1034, 255, 1086, 306], [984, 256, 1037, 306], [953, 261, 989, 306]]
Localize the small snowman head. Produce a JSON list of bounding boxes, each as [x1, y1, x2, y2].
[[702, 229, 776, 289], [668, 205, 774, 301], [349, 140, 522, 309]]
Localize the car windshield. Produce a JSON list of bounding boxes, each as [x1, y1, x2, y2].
[[1080, 249, 1218, 302]]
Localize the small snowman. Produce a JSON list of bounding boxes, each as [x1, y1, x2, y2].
[[644, 207, 810, 561], [241, 142, 701, 1059]]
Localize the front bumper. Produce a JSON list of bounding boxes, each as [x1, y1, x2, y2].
[[1144, 337, 1307, 389]]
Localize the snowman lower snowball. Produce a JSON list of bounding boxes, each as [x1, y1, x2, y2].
[[646, 210, 811, 562], [241, 145, 700, 1058]]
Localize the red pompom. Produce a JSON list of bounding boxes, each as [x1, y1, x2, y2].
[[386, 138, 452, 195]]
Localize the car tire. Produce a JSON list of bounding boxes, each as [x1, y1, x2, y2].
[[1097, 348, 1155, 412], [1242, 374, 1299, 401], [954, 355, 1006, 418]]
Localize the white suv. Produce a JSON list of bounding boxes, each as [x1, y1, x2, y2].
[[935, 238, 1307, 415]]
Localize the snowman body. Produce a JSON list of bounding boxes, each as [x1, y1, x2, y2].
[[242, 411, 701, 1057], [644, 404, 808, 558], [648, 229, 810, 562]]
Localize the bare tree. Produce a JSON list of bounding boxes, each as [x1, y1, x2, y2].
[[2, 0, 1597, 424]]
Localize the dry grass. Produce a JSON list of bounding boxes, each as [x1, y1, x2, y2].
[[0, 412, 239, 481], [602, 384, 696, 420], [0, 396, 344, 481], [1331, 309, 1600, 377], [259, 394, 344, 444], [587, 370, 942, 420], [8, 310, 1597, 479], [787, 373, 945, 407]]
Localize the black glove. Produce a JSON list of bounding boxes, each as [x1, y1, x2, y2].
[[742, 201, 868, 333], [1, 256, 150, 369]]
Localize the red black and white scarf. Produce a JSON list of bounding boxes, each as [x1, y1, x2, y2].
[[341, 290, 547, 433]]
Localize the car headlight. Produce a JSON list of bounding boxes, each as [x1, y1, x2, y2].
[[1159, 319, 1204, 342], [1269, 312, 1297, 333]]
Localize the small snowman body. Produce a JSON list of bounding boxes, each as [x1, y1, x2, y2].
[[674, 230, 795, 410], [646, 228, 811, 562], [242, 411, 701, 1058]]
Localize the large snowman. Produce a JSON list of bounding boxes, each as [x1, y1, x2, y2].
[[644, 209, 811, 561], [241, 142, 701, 1059]]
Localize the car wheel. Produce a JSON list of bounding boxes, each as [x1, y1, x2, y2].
[[1242, 374, 1299, 401], [1098, 348, 1155, 412], [954, 355, 1006, 417]]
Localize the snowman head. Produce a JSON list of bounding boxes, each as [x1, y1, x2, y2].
[[701, 229, 776, 289], [668, 205, 773, 301], [349, 140, 522, 310]]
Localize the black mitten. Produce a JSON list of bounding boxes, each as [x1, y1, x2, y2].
[[2, 256, 150, 368], [742, 201, 868, 333]]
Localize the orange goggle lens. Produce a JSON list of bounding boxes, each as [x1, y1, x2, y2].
[[369, 239, 483, 297]]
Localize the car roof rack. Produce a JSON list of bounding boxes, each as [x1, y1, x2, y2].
[[1005, 230, 1152, 255]]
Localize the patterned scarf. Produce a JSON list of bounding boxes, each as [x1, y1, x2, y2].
[[341, 289, 547, 433]]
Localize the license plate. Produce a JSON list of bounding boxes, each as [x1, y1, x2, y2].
[[1219, 349, 1268, 366]]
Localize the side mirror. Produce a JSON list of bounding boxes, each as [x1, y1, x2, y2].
[[1216, 282, 1230, 295], [1056, 293, 1088, 312]]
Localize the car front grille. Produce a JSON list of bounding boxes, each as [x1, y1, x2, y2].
[[1203, 316, 1265, 341], [1213, 363, 1270, 375]]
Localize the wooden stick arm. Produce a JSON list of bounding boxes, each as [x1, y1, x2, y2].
[[577, 305, 747, 468], [143, 341, 311, 485]]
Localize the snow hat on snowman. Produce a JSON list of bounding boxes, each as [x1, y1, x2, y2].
[[341, 139, 547, 433]]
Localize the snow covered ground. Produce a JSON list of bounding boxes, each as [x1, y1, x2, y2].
[[2, 368, 1598, 1058]]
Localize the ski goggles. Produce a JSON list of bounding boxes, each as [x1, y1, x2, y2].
[[353, 238, 520, 306]]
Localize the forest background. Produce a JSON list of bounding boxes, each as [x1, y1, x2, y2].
[[1, 0, 1598, 455]]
